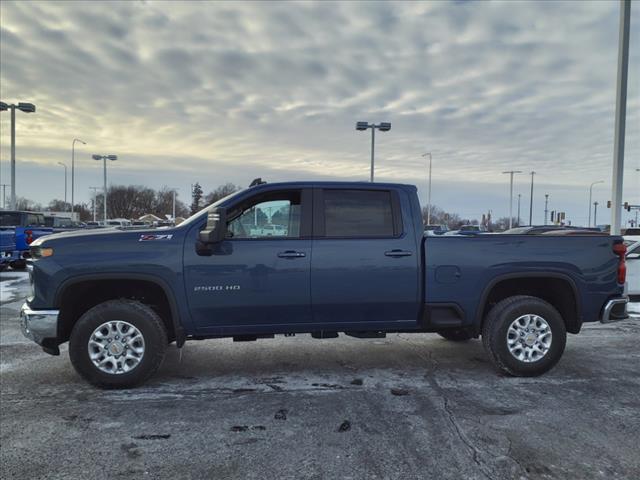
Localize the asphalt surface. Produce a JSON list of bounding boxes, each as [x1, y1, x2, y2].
[[1, 270, 639, 480]]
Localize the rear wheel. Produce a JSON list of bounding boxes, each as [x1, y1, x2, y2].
[[482, 295, 566, 376], [437, 328, 475, 342], [69, 299, 168, 389]]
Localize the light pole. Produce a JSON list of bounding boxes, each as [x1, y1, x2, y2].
[[610, 0, 630, 235], [1, 184, 8, 209], [356, 121, 391, 182], [594, 201, 599, 226], [517, 194, 522, 227], [92, 154, 117, 221], [0, 101, 36, 210], [422, 152, 433, 224], [89, 187, 99, 222], [71, 138, 86, 213], [57, 162, 68, 208], [588, 180, 604, 227], [544, 194, 549, 225], [502, 170, 522, 229], [528, 171, 536, 226], [170, 187, 179, 223]]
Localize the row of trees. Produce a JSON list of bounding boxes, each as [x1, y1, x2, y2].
[[9, 183, 244, 222]]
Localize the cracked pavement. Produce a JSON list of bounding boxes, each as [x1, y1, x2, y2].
[[1, 271, 639, 479]]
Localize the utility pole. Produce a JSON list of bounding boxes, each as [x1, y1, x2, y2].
[[588, 180, 604, 227], [517, 194, 521, 227], [544, 194, 549, 225], [71, 139, 86, 213], [423, 152, 432, 224], [0, 184, 8, 209], [610, 0, 630, 235], [502, 170, 522, 229], [89, 187, 99, 222], [57, 162, 68, 208], [529, 171, 536, 225]]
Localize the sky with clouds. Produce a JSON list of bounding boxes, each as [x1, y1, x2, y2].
[[0, 0, 638, 225]]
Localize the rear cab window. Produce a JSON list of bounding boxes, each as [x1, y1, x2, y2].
[[316, 189, 401, 238]]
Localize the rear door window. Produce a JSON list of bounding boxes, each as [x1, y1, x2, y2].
[[323, 190, 396, 237]]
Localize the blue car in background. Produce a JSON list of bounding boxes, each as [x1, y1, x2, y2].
[[0, 227, 17, 271], [0, 211, 53, 269]]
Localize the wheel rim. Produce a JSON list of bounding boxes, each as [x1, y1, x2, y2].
[[506, 314, 552, 363], [88, 320, 145, 374]]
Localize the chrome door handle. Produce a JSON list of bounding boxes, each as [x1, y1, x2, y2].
[[278, 251, 306, 258], [384, 250, 413, 257]]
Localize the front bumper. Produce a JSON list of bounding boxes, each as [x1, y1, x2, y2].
[[600, 296, 629, 323], [20, 303, 59, 345]]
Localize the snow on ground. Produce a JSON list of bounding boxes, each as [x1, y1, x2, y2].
[[0, 271, 29, 304]]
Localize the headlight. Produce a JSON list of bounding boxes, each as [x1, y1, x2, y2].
[[30, 246, 54, 258]]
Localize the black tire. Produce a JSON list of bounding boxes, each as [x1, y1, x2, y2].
[[437, 328, 475, 342], [9, 260, 26, 270], [482, 295, 566, 377], [69, 299, 168, 389]]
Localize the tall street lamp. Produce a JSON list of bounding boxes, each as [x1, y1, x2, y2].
[[0, 101, 36, 210], [356, 121, 391, 182], [57, 162, 68, 208], [544, 194, 549, 226], [517, 194, 522, 227], [89, 186, 100, 222], [92, 154, 117, 222], [528, 171, 536, 226], [71, 138, 86, 213], [422, 152, 433, 225], [588, 180, 604, 227], [502, 170, 522, 229]]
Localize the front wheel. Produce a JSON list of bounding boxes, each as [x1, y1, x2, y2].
[[69, 299, 168, 389], [482, 295, 566, 377]]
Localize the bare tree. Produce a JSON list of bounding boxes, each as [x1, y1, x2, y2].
[[205, 183, 241, 206]]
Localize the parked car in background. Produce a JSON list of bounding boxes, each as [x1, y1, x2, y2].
[[502, 225, 601, 235], [0, 211, 53, 269], [0, 227, 17, 271], [104, 219, 132, 227], [424, 224, 448, 235], [84, 221, 102, 229], [44, 215, 85, 233], [626, 241, 640, 300], [623, 228, 640, 236]]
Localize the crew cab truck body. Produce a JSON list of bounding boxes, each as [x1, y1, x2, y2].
[[21, 181, 629, 388]]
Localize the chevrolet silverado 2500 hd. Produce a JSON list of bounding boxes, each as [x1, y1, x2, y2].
[[21, 181, 629, 388]]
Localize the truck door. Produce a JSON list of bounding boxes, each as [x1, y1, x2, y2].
[[310, 187, 420, 328], [183, 188, 313, 333]]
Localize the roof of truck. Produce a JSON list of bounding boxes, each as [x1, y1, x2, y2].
[[248, 181, 416, 189]]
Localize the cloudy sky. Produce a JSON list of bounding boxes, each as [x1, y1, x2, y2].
[[1, 0, 638, 225]]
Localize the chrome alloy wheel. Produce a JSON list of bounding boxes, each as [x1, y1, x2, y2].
[[88, 320, 145, 374], [506, 314, 552, 363]]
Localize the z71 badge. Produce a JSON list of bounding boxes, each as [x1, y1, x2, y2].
[[139, 234, 174, 242]]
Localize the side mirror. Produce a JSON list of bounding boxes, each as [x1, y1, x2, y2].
[[199, 207, 227, 244]]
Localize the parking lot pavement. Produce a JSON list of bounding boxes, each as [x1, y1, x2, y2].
[[1, 273, 639, 480]]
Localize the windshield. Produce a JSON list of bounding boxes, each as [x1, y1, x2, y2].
[[178, 188, 247, 228], [0, 212, 21, 227]]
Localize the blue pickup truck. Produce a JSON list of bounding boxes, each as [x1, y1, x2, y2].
[[21, 181, 629, 388], [0, 210, 53, 269]]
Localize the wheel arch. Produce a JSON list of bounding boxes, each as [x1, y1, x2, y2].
[[476, 272, 581, 334], [55, 273, 185, 346]]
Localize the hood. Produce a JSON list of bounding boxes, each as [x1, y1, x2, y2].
[[31, 226, 178, 246]]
